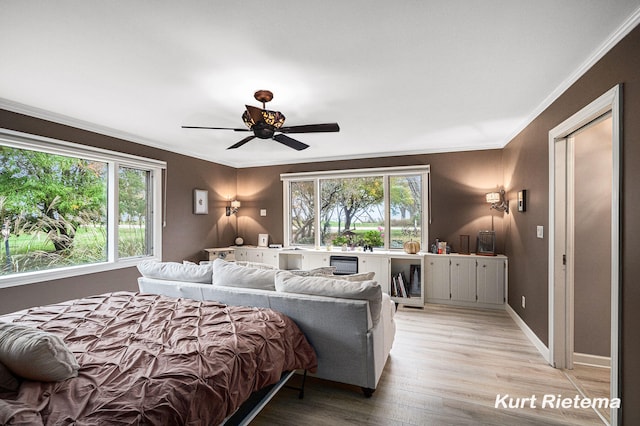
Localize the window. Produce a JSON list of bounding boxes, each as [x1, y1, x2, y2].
[[282, 166, 429, 250], [118, 167, 152, 258], [0, 130, 165, 287]]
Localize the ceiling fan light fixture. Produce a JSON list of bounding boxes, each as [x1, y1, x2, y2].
[[242, 109, 285, 129], [183, 90, 338, 150]]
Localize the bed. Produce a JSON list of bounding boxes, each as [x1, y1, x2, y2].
[[0, 291, 317, 425]]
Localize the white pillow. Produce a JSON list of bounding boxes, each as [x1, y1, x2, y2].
[[0, 323, 79, 382], [0, 362, 19, 392], [212, 259, 276, 290], [137, 260, 213, 283], [333, 271, 375, 281], [235, 261, 279, 270], [288, 266, 337, 277], [275, 271, 383, 325]]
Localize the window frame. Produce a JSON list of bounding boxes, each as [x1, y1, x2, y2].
[[281, 165, 430, 250], [0, 129, 166, 288]]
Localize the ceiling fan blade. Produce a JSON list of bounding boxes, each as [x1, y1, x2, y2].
[[182, 125, 250, 132], [273, 134, 309, 151], [245, 105, 265, 124], [227, 135, 256, 150], [279, 123, 340, 133]]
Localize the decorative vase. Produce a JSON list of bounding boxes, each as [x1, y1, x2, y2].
[[403, 240, 420, 254]]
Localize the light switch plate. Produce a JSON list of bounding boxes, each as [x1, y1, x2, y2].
[[536, 226, 544, 239], [260, 209, 267, 217]]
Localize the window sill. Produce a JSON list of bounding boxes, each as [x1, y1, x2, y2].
[[0, 256, 160, 289]]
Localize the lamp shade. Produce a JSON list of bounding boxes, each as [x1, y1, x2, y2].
[[486, 192, 501, 204]]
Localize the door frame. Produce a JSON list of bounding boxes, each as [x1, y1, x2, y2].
[[548, 84, 621, 424]]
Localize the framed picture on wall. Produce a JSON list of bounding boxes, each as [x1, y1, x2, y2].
[[193, 189, 208, 215], [258, 234, 269, 247]]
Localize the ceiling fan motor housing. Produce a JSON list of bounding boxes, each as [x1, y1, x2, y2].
[[251, 122, 275, 139]]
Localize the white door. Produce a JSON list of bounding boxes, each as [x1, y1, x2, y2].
[[548, 85, 620, 424]]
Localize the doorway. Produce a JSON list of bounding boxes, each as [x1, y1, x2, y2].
[[548, 85, 621, 425]]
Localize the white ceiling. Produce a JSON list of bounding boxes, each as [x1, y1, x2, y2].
[[1, 1, 639, 168]]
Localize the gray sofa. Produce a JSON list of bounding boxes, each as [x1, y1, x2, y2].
[[137, 259, 395, 396]]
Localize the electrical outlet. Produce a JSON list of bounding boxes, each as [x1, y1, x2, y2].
[[260, 209, 267, 217], [522, 296, 526, 309]]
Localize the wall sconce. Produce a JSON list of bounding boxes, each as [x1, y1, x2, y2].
[[226, 199, 241, 216], [486, 190, 509, 213]]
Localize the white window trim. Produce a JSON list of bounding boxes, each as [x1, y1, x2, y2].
[[281, 165, 430, 250], [0, 129, 166, 288]]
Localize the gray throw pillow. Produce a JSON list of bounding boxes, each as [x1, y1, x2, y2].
[[212, 259, 276, 290], [0, 323, 79, 382], [137, 260, 213, 283], [275, 270, 382, 326]]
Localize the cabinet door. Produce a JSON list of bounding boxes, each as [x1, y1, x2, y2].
[[246, 249, 263, 263], [476, 258, 505, 304], [425, 256, 450, 300], [234, 248, 248, 261], [359, 255, 390, 294], [450, 257, 476, 302], [301, 252, 330, 270], [261, 250, 280, 267]]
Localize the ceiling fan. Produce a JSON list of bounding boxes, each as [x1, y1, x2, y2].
[[182, 90, 340, 151]]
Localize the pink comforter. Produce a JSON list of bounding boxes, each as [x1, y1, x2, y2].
[[0, 292, 317, 425]]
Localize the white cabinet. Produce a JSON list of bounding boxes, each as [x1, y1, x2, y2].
[[204, 247, 236, 261], [234, 247, 248, 262], [301, 252, 330, 270], [425, 253, 507, 309], [425, 256, 450, 301], [476, 257, 506, 304], [233, 247, 280, 267], [450, 257, 477, 302], [246, 248, 264, 263], [358, 254, 390, 294], [261, 249, 280, 267]]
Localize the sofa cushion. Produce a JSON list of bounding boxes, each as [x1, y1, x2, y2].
[[0, 323, 80, 382], [137, 260, 213, 283], [275, 270, 382, 325], [212, 259, 276, 291]]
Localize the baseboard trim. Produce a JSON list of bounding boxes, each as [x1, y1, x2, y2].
[[505, 304, 550, 364], [574, 352, 611, 368]]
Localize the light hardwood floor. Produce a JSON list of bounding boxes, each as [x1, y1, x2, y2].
[[252, 304, 607, 425]]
